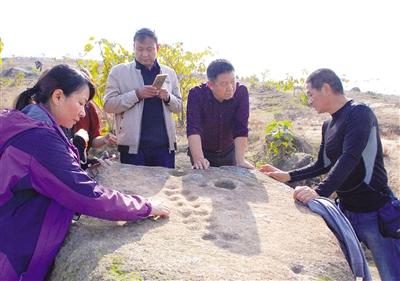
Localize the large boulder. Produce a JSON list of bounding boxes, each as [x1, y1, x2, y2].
[[49, 164, 352, 280], [0, 67, 37, 78], [350, 87, 361, 92], [277, 152, 314, 171]]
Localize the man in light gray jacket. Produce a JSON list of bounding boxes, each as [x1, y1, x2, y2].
[[104, 28, 182, 168]]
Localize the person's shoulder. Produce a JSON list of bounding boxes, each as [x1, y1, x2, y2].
[[236, 82, 248, 91], [232, 83, 249, 102], [235, 83, 249, 95], [349, 100, 374, 116], [15, 126, 64, 152], [27, 125, 60, 138], [346, 100, 376, 125], [189, 83, 209, 96], [110, 62, 133, 73], [159, 64, 176, 74], [1, 109, 40, 148], [349, 100, 368, 108]]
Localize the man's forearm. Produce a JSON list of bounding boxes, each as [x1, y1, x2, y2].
[[234, 137, 248, 164], [188, 135, 204, 161]]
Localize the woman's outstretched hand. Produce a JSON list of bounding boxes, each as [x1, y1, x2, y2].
[[149, 200, 171, 218]]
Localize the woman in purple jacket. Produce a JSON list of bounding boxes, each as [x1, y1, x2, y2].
[[0, 64, 170, 281]]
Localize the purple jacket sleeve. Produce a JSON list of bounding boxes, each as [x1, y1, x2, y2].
[[233, 85, 249, 138], [186, 87, 203, 137], [13, 128, 152, 221]]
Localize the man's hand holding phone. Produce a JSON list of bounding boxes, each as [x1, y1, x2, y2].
[[153, 74, 170, 102], [158, 88, 170, 102], [152, 73, 167, 89], [135, 74, 168, 101], [136, 86, 159, 100]]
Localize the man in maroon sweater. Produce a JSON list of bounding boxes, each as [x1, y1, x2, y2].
[[186, 59, 253, 169]]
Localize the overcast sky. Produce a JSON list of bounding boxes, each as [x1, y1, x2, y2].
[[1, 0, 399, 95]]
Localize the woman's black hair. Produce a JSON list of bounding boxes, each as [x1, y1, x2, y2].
[[15, 64, 95, 110]]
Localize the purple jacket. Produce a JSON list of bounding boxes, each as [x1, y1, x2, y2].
[[0, 105, 152, 281]]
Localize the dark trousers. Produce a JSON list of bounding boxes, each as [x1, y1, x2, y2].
[[120, 146, 175, 168], [340, 203, 400, 280], [188, 145, 235, 167]]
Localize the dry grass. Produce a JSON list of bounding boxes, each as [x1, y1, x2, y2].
[[1, 82, 32, 109]]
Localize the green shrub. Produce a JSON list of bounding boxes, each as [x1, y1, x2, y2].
[[264, 120, 296, 165], [298, 91, 309, 106], [14, 71, 25, 86]]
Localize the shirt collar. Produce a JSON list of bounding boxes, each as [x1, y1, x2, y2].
[[332, 99, 353, 119], [135, 59, 160, 72]]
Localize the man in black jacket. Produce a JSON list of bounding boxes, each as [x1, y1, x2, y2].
[[260, 68, 399, 280]]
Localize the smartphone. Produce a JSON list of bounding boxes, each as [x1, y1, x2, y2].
[[152, 74, 168, 89]]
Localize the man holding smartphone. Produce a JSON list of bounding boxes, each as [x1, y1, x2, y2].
[[104, 28, 182, 168], [186, 59, 253, 170]]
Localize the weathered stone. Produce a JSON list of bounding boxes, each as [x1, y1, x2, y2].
[[278, 152, 314, 171], [277, 152, 320, 189], [0, 67, 37, 78], [350, 87, 361, 92], [49, 164, 352, 281]]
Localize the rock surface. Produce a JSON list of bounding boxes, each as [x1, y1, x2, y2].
[[49, 164, 352, 280], [0, 67, 37, 78]]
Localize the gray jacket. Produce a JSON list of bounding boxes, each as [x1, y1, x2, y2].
[[104, 61, 182, 154]]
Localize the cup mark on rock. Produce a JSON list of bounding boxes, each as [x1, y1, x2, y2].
[[214, 179, 237, 190]]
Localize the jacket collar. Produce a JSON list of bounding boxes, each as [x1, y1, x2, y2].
[[134, 59, 160, 72], [0, 105, 79, 161]]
